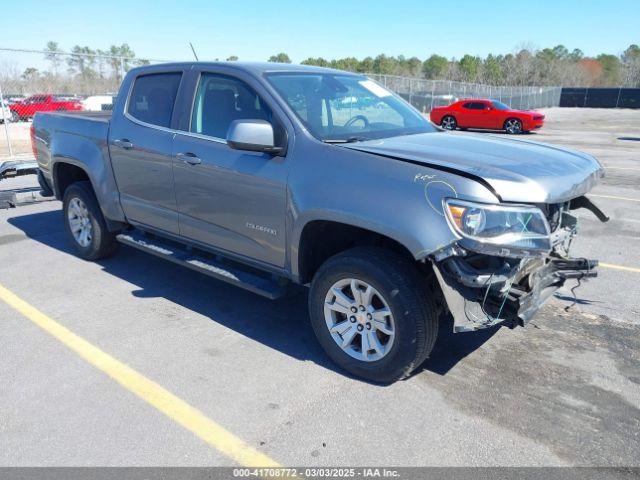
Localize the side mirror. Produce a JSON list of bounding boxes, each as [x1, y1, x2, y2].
[[226, 119, 282, 155]]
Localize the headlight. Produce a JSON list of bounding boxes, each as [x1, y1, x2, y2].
[[444, 199, 551, 255]]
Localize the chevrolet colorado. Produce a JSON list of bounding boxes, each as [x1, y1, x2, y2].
[[33, 62, 606, 382]]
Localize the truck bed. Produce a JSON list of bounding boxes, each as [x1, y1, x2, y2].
[[34, 110, 113, 196], [41, 110, 112, 123]]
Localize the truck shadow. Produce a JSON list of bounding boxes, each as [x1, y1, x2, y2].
[[8, 208, 496, 382], [414, 318, 501, 377]]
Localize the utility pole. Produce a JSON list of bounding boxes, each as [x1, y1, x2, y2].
[[0, 83, 13, 159]]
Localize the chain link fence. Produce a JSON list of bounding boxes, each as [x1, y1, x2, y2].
[[1, 48, 561, 161], [0, 48, 166, 161], [368, 74, 562, 113]]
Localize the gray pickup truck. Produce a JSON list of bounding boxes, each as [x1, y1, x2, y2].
[[33, 62, 606, 382]]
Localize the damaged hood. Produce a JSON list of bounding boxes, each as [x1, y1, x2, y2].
[[344, 132, 604, 203]]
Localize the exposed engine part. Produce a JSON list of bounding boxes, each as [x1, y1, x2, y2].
[[570, 195, 610, 223], [432, 208, 599, 332], [435, 253, 598, 332]]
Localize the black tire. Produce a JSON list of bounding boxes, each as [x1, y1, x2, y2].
[[504, 118, 523, 134], [309, 247, 439, 383], [11, 111, 20, 123], [63, 181, 118, 260], [441, 115, 457, 130]]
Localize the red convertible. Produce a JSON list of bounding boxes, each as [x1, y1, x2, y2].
[[430, 99, 545, 134], [10, 94, 83, 122]]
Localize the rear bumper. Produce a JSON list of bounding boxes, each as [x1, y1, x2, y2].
[[0, 158, 38, 180], [433, 255, 597, 332]]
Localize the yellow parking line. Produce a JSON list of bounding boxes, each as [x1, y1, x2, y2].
[[599, 262, 640, 273], [590, 194, 640, 203], [0, 283, 279, 468]]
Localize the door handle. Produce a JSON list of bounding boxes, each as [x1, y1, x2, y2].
[[176, 152, 202, 165], [113, 139, 134, 150]]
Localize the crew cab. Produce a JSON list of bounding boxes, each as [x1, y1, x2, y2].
[[10, 94, 83, 121], [33, 63, 605, 382], [430, 99, 545, 134]]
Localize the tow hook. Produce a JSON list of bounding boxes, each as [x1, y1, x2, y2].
[[551, 257, 598, 280]]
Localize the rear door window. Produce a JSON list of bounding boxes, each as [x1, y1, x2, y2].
[[127, 72, 182, 128]]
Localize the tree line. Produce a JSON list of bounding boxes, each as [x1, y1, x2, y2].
[[265, 45, 640, 87], [11, 43, 640, 88]]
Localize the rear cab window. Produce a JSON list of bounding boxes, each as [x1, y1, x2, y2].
[[127, 72, 182, 128]]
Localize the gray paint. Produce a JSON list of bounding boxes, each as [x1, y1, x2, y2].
[[344, 131, 604, 204], [33, 61, 602, 284], [35, 112, 125, 223]]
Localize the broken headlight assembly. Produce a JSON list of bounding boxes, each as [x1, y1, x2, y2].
[[432, 197, 606, 332], [443, 199, 551, 257]]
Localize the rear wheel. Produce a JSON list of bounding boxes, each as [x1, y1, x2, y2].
[[63, 181, 118, 260], [504, 118, 522, 134], [309, 247, 439, 383], [441, 115, 457, 130]]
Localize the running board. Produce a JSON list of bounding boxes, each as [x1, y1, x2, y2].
[[116, 231, 288, 299]]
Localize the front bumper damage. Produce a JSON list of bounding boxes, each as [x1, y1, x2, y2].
[[431, 208, 600, 332]]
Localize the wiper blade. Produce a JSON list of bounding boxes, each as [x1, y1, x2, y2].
[[323, 137, 365, 144]]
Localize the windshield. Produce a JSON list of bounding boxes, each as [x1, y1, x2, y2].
[[266, 73, 435, 142], [491, 100, 511, 110]]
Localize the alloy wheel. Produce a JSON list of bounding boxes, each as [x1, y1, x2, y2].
[[323, 278, 396, 362], [505, 119, 522, 134], [441, 116, 456, 130], [67, 197, 93, 247]]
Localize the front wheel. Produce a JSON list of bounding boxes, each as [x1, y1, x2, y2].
[[309, 247, 439, 383], [504, 118, 523, 134], [441, 115, 457, 130], [63, 181, 118, 260]]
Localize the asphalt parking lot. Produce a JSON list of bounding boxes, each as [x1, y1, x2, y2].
[[0, 107, 638, 467]]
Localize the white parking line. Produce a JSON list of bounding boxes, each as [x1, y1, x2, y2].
[[590, 194, 640, 203]]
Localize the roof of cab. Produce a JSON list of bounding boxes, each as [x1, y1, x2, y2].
[[128, 61, 362, 76]]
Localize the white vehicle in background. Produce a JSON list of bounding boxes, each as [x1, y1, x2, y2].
[[5, 95, 26, 104], [431, 94, 459, 107], [81, 95, 114, 111], [0, 101, 12, 124]]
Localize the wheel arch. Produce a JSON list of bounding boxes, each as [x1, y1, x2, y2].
[[53, 160, 91, 199], [49, 127, 126, 226], [293, 215, 425, 284], [52, 157, 126, 231]]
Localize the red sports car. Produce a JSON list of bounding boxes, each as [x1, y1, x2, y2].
[[430, 99, 545, 134]]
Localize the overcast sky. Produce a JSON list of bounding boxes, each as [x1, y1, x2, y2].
[[2, 0, 638, 62]]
